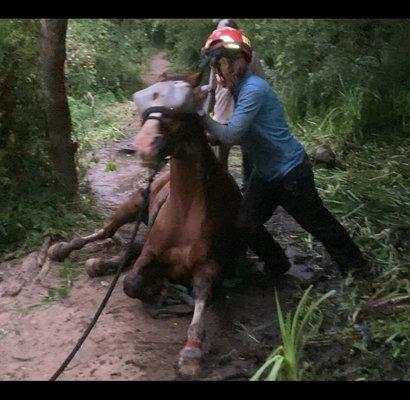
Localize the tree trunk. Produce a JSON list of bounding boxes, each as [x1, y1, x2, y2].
[[39, 19, 78, 197]]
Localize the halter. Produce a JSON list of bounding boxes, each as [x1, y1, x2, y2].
[[140, 106, 205, 162], [141, 106, 195, 124]]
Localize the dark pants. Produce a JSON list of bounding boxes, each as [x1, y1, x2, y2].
[[237, 156, 364, 272], [241, 146, 253, 192]]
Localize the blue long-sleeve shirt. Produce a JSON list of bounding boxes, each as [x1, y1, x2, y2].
[[203, 72, 306, 181]]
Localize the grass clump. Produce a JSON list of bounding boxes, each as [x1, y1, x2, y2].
[[251, 286, 335, 381], [45, 259, 82, 302]]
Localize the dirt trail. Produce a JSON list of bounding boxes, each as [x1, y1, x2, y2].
[[86, 50, 172, 211], [142, 50, 172, 85], [0, 51, 339, 381]]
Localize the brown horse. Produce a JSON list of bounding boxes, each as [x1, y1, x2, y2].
[[124, 72, 246, 376], [48, 72, 246, 377]]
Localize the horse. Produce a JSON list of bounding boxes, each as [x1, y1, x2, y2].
[[48, 72, 247, 377]]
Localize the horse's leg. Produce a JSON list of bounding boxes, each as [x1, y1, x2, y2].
[[84, 242, 143, 278], [178, 260, 218, 378], [84, 175, 171, 276], [47, 189, 147, 262], [123, 252, 165, 304]]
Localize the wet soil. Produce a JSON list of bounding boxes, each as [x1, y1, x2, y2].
[[0, 51, 341, 381]]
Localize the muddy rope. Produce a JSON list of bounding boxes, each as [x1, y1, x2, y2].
[[49, 161, 168, 381]]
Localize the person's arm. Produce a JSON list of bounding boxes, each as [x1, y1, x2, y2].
[[202, 84, 264, 145]]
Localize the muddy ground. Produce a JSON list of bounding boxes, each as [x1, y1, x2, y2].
[[0, 52, 343, 381]]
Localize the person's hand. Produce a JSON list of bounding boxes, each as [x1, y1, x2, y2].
[[197, 108, 207, 117], [206, 132, 221, 146]]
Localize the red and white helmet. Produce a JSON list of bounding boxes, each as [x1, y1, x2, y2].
[[203, 27, 252, 63]]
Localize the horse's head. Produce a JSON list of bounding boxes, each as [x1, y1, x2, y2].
[[132, 72, 207, 169]]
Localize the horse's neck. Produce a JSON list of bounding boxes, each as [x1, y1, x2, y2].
[[169, 140, 216, 210]]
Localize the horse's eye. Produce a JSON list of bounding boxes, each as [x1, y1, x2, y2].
[[152, 92, 159, 101]]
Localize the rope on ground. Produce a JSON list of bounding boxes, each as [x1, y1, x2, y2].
[[49, 161, 167, 381]]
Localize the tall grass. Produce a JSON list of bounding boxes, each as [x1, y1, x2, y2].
[[249, 109, 409, 380], [68, 93, 134, 151], [293, 122, 410, 370]]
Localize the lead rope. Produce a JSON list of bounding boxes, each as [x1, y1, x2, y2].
[[49, 160, 168, 381]]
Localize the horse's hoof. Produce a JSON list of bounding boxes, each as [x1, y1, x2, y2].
[[178, 347, 202, 379], [85, 258, 100, 277], [123, 273, 140, 298], [47, 242, 70, 261], [85, 258, 116, 278]]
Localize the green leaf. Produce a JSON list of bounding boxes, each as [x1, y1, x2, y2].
[[105, 160, 117, 172], [265, 356, 285, 381]]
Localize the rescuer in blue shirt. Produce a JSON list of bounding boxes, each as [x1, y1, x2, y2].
[[200, 27, 366, 278]]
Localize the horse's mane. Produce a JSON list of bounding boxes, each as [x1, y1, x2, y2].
[[158, 71, 191, 81], [157, 70, 205, 87]]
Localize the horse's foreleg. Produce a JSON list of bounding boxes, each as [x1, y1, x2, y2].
[[48, 189, 147, 262], [178, 260, 218, 378]]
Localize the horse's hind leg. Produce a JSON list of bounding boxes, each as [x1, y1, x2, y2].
[[84, 241, 143, 277], [47, 189, 147, 262], [83, 176, 171, 277]]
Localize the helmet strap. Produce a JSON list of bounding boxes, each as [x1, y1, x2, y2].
[[215, 63, 226, 84]]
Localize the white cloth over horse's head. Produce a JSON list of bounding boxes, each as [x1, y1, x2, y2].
[[133, 80, 197, 119]]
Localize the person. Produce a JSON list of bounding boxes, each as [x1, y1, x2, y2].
[[202, 19, 265, 191], [199, 26, 367, 277]]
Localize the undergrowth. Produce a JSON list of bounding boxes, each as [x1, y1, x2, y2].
[[271, 120, 409, 380], [0, 183, 103, 257], [69, 93, 134, 150], [251, 102, 409, 380], [0, 93, 136, 257]]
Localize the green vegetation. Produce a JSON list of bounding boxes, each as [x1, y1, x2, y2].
[[68, 93, 134, 150], [0, 19, 153, 255], [45, 259, 81, 301], [248, 112, 410, 381], [65, 19, 150, 99], [298, 126, 409, 378], [154, 19, 410, 141], [251, 286, 335, 381]]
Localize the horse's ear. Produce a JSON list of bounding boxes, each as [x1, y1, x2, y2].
[[158, 72, 168, 82], [185, 72, 202, 88]]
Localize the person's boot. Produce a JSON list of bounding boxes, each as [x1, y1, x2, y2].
[[339, 254, 379, 280], [264, 256, 291, 279]]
